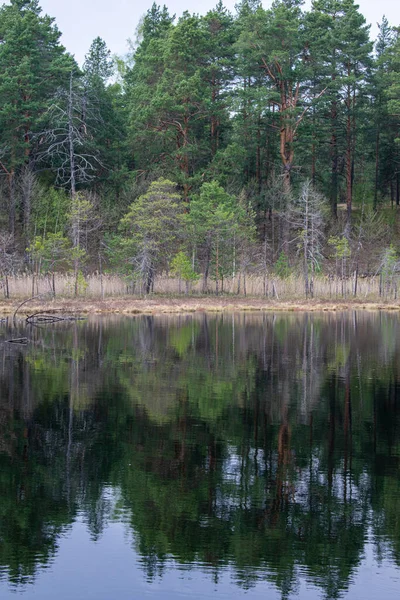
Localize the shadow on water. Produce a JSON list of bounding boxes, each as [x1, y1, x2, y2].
[[0, 312, 400, 598]]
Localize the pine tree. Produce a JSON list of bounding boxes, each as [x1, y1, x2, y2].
[[307, 0, 372, 220], [83, 37, 114, 85], [238, 0, 309, 192], [82, 37, 126, 193], [385, 28, 400, 205], [372, 17, 395, 207], [0, 0, 74, 232], [201, 2, 236, 159], [119, 178, 184, 293], [124, 4, 174, 180]]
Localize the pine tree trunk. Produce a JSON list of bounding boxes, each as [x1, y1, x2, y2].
[[256, 119, 261, 192], [215, 237, 219, 297], [345, 78, 352, 226], [68, 71, 76, 198], [8, 172, 15, 236], [330, 66, 338, 218], [390, 179, 394, 209], [145, 264, 154, 295], [203, 246, 211, 293], [374, 127, 380, 210], [99, 253, 104, 300]]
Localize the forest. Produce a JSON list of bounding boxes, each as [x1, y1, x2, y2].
[[1, 0, 400, 299]]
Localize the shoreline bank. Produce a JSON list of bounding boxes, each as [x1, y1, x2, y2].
[[1, 296, 400, 317]]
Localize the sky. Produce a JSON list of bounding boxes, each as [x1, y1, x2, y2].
[[32, 0, 400, 65]]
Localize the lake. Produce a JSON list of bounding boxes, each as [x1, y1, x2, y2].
[[0, 312, 399, 599]]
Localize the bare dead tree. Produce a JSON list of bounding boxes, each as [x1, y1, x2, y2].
[[289, 181, 327, 298], [379, 245, 400, 300], [0, 148, 17, 236], [263, 174, 291, 261], [350, 206, 388, 295], [0, 180, 8, 229], [68, 191, 102, 296], [18, 166, 40, 236], [0, 232, 17, 299], [124, 241, 156, 296], [36, 71, 104, 197]]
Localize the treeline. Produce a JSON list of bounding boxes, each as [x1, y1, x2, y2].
[[1, 0, 400, 297]]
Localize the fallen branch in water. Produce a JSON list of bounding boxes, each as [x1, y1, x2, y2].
[[26, 313, 65, 324], [13, 293, 54, 324], [26, 311, 86, 324], [5, 337, 28, 344]]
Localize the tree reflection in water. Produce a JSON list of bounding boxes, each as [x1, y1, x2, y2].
[[0, 312, 399, 598]]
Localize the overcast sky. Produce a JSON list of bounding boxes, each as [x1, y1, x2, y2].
[[28, 0, 400, 64]]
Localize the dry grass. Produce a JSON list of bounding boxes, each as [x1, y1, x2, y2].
[[0, 272, 386, 299], [0, 273, 397, 316], [0, 296, 399, 318], [3, 273, 128, 298]]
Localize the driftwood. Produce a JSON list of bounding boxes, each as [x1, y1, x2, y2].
[[13, 293, 53, 324], [12, 293, 85, 325], [26, 311, 86, 324], [26, 312, 65, 324]]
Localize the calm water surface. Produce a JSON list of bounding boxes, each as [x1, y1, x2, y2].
[[0, 312, 400, 599]]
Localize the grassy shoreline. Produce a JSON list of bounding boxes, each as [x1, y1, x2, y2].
[[1, 295, 400, 317]]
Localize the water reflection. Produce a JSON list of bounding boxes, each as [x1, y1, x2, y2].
[[0, 312, 400, 599]]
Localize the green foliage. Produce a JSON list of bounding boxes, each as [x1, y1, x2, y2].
[[381, 244, 397, 277], [30, 187, 70, 237], [170, 252, 199, 283], [188, 181, 238, 238], [67, 192, 96, 296], [274, 251, 291, 278], [386, 33, 400, 127], [328, 235, 352, 295], [26, 232, 71, 294], [329, 236, 351, 260], [0, 0, 399, 294], [66, 269, 88, 295], [119, 178, 184, 292], [380, 244, 398, 298], [67, 195, 94, 232], [83, 36, 114, 84], [0, 0, 75, 172]]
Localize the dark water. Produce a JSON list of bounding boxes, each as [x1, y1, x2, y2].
[[0, 312, 400, 599]]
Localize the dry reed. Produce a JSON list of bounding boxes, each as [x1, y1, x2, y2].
[[0, 272, 387, 301]]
